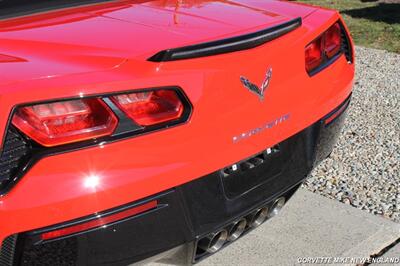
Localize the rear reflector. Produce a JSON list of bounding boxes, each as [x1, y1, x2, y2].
[[41, 200, 157, 241], [324, 102, 349, 125], [111, 90, 184, 126], [12, 98, 118, 147]]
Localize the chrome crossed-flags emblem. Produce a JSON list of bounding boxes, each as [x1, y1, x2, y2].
[[240, 67, 272, 101]]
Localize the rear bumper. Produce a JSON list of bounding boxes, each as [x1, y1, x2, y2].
[[0, 95, 350, 266]]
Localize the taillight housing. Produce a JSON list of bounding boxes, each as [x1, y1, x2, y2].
[[12, 98, 118, 147], [305, 22, 343, 74], [11, 88, 189, 148], [111, 89, 184, 126]]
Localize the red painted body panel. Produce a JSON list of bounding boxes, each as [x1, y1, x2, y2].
[[0, 0, 316, 91], [0, 0, 354, 249]]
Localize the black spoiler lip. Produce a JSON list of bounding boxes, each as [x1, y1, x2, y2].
[[148, 17, 302, 62]]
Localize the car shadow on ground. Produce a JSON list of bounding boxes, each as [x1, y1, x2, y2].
[[342, 3, 400, 24]]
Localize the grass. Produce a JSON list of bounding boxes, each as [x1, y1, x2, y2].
[[295, 0, 400, 53]]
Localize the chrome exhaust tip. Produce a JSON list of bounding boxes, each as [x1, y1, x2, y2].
[[268, 197, 286, 218], [228, 218, 247, 242], [249, 206, 269, 228], [198, 230, 228, 253]]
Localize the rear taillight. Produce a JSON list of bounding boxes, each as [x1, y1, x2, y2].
[[12, 99, 118, 147], [324, 23, 341, 59], [111, 89, 184, 126], [305, 37, 323, 73], [305, 22, 343, 74], [11, 89, 188, 147]]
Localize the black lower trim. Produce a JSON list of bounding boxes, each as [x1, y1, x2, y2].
[[3, 96, 350, 265], [315, 94, 351, 164]]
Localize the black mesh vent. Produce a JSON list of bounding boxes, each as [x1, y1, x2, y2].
[[0, 235, 18, 266], [0, 127, 31, 193], [340, 26, 353, 63], [20, 238, 78, 266]]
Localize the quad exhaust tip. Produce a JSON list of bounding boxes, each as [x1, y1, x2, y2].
[[198, 230, 228, 253], [249, 206, 269, 228], [228, 218, 247, 242], [195, 196, 288, 261], [268, 197, 286, 218]]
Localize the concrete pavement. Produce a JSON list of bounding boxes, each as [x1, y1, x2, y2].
[[150, 188, 400, 266], [370, 243, 400, 266]]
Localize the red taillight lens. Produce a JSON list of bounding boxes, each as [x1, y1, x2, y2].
[[305, 37, 323, 72], [111, 89, 184, 126], [305, 22, 344, 74], [12, 99, 118, 147], [324, 23, 341, 59]]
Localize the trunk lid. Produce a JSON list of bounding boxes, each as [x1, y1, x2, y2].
[[0, 0, 316, 84]]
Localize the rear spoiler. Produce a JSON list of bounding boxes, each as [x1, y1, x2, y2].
[[0, 0, 112, 20], [148, 17, 302, 62]]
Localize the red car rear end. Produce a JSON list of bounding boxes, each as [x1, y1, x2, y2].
[[0, 0, 354, 265]]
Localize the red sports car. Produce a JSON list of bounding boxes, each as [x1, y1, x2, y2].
[[0, 0, 354, 265]]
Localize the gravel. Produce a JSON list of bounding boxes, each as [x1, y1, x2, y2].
[[303, 46, 400, 223]]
